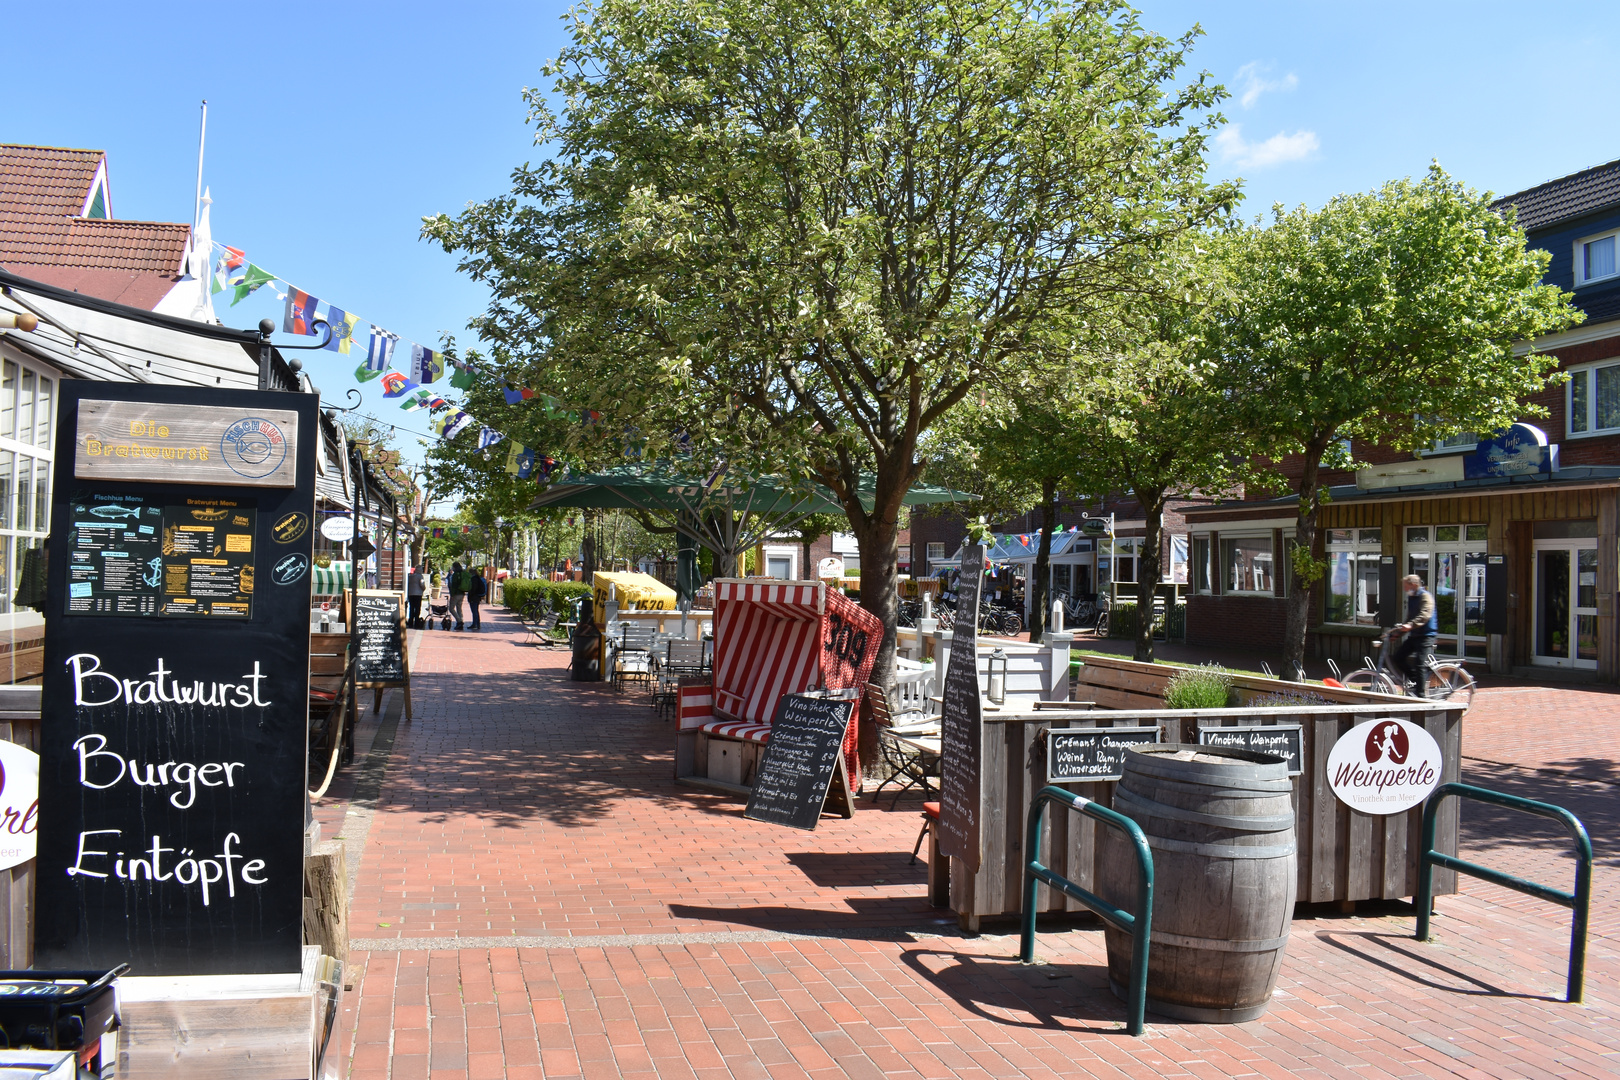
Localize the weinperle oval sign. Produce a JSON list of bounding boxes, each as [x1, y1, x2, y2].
[[1326, 718, 1442, 815]]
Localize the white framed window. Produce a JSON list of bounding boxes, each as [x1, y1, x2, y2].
[[1421, 430, 1481, 455], [1221, 533, 1274, 594], [1403, 523, 1489, 660], [1565, 358, 1620, 437], [1190, 535, 1212, 593], [1325, 528, 1382, 625], [1574, 228, 1620, 287], [926, 542, 945, 564]]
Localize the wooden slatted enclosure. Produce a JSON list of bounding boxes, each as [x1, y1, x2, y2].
[[942, 657, 1464, 929]]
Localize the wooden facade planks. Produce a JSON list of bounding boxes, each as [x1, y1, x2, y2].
[[0, 688, 40, 968]]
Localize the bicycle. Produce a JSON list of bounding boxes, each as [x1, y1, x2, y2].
[[1337, 628, 1476, 710]]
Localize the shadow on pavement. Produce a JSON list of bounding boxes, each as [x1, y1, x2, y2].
[[666, 898, 952, 934], [1457, 761, 1618, 868], [897, 945, 1133, 1036], [785, 851, 928, 888], [1314, 929, 1562, 1002]]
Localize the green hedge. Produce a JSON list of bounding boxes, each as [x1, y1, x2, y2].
[[502, 578, 593, 616]]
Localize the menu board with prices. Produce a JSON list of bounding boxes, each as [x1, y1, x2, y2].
[[67, 493, 255, 618]]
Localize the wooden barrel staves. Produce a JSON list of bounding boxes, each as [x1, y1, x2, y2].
[[1099, 744, 1296, 1023]]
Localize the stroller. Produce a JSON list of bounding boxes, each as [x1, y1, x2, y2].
[[428, 598, 451, 630]]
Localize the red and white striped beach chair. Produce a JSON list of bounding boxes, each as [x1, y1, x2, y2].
[[675, 578, 883, 795]]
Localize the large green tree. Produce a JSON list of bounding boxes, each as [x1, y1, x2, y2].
[[424, 0, 1237, 702], [1212, 165, 1583, 680]]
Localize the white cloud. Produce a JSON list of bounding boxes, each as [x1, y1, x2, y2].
[[1235, 61, 1298, 109], [1213, 124, 1320, 170]]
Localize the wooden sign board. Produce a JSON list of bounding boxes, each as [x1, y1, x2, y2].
[[1046, 726, 1161, 783], [937, 545, 984, 871], [353, 589, 412, 718], [743, 694, 857, 831], [37, 382, 317, 977], [74, 399, 300, 487], [1197, 723, 1303, 775]]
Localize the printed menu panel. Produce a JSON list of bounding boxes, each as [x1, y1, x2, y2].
[[68, 492, 256, 618]]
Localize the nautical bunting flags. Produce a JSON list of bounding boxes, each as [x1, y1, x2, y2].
[[476, 427, 504, 451], [435, 410, 474, 441], [324, 305, 359, 354], [502, 385, 534, 405], [380, 371, 417, 398], [410, 343, 444, 384], [450, 362, 476, 390], [357, 327, 398, 383], [505, 441, 536, 478], [283, 288, 320, 335], [228, 263, 274, 307]]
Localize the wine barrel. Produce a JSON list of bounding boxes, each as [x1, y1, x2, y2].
[[1099, 744, 1296, 1023]]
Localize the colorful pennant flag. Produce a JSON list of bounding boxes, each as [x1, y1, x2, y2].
[[380, 371, 416, 398], [476, 427, 504, 451], [323, 306, 359, 354], [431, 527, 445, 538], [440, 411, 474, 440], [410, 344, 444, 384], [212, 246, 246, 294], [399, 389, 433, 412], [537, 456, 557, 481], [505, 441, 536, 478], [450, 362, 476, 391], [283, 288, 320, 335], [502, 385, 534, 405], [357, 327, 398, 383], [229, 263, 275, 306]]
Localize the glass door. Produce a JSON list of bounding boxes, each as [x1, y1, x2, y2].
[[1533, 541, 1599, 669]]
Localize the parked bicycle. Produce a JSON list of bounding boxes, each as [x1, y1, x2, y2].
[[1336, 627, 1476, 710]]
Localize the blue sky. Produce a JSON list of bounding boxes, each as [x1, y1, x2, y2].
[[7, 1, 1620, 493]]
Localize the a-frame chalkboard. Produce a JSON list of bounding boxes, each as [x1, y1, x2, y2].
[[743, 694, 857, 831], [353, 589, 412, 719]]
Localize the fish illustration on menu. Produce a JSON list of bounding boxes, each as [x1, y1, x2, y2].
[[88, 505, 141, 520]]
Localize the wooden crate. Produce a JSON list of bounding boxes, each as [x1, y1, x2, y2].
[[119, 945, 342, 1080]]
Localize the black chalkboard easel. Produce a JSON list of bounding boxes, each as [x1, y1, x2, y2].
[[743, 694, 858, 831], [353, 589, 412, 719], [937, 544, 985, 872], [36, 382, 318, 977]]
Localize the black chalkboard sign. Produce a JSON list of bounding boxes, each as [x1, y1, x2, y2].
[[744, 694, 857, 831], [353, 589, 412, 718], [1046, 726, 1161, 783], [937, 545, 984, 871], [1198, 723, 1303, 775], [36, 382, 318, 978]]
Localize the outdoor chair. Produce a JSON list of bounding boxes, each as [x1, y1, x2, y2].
[[612, 621, 659, 693], [654, 638, 706, 718], [524, 610, 561, 647], [867, 682, 940, 809]]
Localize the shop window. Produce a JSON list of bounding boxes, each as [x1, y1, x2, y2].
[[926, 542, 945, 565], [1221, 535, 1273, 594], [1325, 528, 1381, 625], [1112, 538, 1138, 584], [1404, 522, 1488, 659], [1566, 360, 1620, 437], [1052, 563, 1072, 596]]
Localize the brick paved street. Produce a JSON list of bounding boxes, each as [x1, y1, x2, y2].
[[327, 608, 1619, 1080]]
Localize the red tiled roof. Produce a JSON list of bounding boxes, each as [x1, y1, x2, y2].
[[0, 144, 104, 220], [0, 144, 190, 309], [0, 216, 187, 272]]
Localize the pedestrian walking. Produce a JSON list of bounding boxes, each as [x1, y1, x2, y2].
[[407, 565, 425, 628], [448, 561, 470, 631], [468, 565, 487, 630]]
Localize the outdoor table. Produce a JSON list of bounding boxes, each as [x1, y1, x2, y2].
[[895, 733, 942, 757]]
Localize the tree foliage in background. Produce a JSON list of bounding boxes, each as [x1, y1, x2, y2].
[[1211, 165, 1583, 680], [424, 0, 1238, 712]]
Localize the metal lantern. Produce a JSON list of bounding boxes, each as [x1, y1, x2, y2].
[[988, 647, 1008, 705]]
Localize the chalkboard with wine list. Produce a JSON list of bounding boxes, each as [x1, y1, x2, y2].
[[353, 589, 412, 717], [937, 544, 985, 873], [743, 693, 858, 831]]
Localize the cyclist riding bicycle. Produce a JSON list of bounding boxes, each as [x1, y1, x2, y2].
[[1393, 573, 1438, 698]]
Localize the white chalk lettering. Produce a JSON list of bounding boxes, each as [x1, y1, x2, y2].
[[63, 654, 274, 709], [68, 829, 121, 878], [73, 733, 244, 809]]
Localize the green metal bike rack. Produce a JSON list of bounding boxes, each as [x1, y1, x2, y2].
[[1415, 781, 1593, 1003], [1019, 785, 1154, 1035]]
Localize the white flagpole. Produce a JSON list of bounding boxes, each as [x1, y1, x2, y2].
[[192, 100, 208, 236]]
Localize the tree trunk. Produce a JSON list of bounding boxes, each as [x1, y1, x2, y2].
[[1135, 493, 1168, 663], [853, 513, 901, 779], [1282, 451, 1326, 682], [1029, 477, 1057, 642], [582, 508, 598, 578]]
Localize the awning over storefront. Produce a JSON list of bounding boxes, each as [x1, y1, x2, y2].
[[312, 561, 352, 595]]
